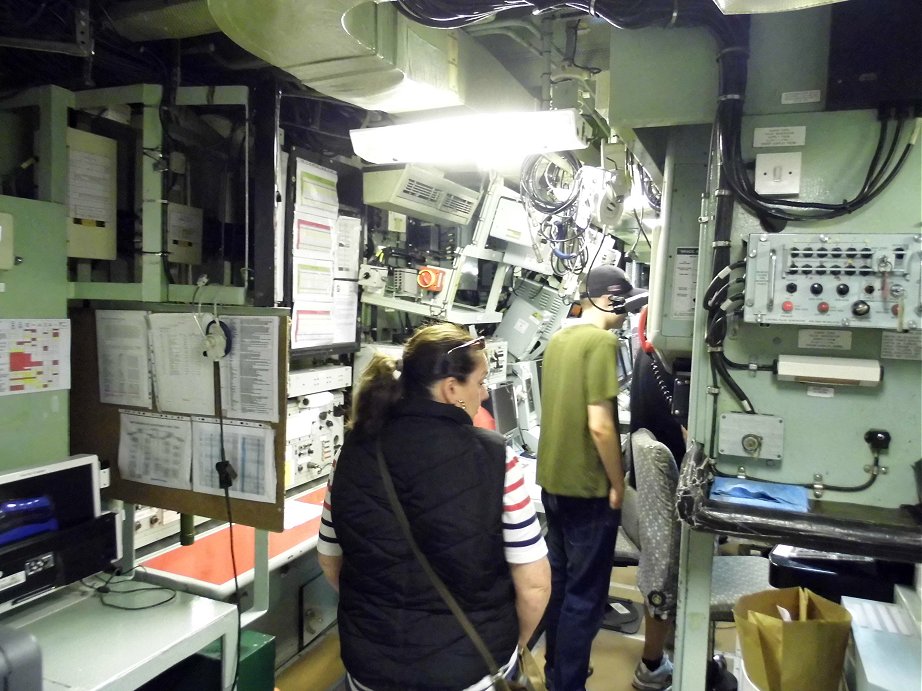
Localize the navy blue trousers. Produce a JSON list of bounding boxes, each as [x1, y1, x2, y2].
[[541, 491, 620, 691]]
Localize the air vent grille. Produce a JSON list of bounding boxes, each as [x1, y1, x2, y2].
[[401, 180, 441, 204], [442, 194, 476, 216]]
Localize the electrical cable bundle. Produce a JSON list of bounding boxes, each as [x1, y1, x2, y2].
[[718, 99, 921, 228], [394, 0, 742, 45], [630, 153, 661, 214], [519, 151, 590, 276], [702, 259, 756, 418]]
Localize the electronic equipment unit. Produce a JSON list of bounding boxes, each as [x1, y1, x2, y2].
[[0, 455, 118, 614], [485, 339, 508, 384], [489, 381, 522, 447], [289, 365, 352, 398], [494, 278, 571, 361], [285, 390, 346, 490], [744, 233, 921, 330]]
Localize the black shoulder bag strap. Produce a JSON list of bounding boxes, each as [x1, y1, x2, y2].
[[375, 440, 513, 691]]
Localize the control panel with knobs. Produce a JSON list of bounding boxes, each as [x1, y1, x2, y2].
[[744, 233, 921, 330]]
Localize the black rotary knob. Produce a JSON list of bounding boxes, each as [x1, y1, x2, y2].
[[810, 283, 823, 295], [852, 300, 870, 317], [836, 284, 849, 296]]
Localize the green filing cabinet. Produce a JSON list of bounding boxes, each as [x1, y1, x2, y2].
[[138, 629, 276, 691]]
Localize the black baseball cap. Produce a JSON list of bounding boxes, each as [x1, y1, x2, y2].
[[581, 265, 644, 300]]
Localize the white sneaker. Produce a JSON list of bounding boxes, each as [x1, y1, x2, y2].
[[632, 655, 674, 691]]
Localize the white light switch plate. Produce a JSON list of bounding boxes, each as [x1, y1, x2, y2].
[[754, 151, 802, 196]]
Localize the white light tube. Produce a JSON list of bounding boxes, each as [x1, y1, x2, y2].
[[349, 109, 590, 167]]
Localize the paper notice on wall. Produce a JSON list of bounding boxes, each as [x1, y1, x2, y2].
[[291, 304, 334, 349], [96, 310, 152, 408], [332, 280, 359, 344], [148, 312, 214, 415], [295, 159, 338, 214], [68, 149, 115, 226], [0, 318, 71, 396], [294, 210, 336, 254], [292, 255, 335, 303], [335, 215, 362, 279], [218, 316, 279, 422], [191, 418, 276, 503], [117, 411, 192, 488]]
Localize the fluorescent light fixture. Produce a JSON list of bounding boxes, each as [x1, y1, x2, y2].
[[712, 0, 847, 13], [350, 109, 590, 167]]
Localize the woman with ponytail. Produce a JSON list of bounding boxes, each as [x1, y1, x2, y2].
[[317, 322, 550, 691]]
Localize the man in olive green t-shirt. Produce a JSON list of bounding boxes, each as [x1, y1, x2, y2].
[[537, 264, 640, 691]]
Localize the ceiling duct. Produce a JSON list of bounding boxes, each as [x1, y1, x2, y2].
[[206, 0, 535, 114], [107, 0, 221, 41]]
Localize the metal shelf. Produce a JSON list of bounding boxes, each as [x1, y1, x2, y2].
[[361, 291, 503, 324]]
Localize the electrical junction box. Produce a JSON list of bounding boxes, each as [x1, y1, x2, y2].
[[357, 263, 388, 293], [719, 413, 784, 463], [166, 203, 204, 265], [487, 196, 533, 247], [66, 128, 118, 260]]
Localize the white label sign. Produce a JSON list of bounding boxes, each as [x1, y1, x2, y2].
[[881, 332, 922, 361], [753, 126, 807, 148], [671, 248, 699, 320], [781, 90, 821, 105], [797, 329, 852, 351]]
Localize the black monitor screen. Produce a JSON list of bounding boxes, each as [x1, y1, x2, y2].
[[490, 382, 519, 438], [618, 339, 633, 384]]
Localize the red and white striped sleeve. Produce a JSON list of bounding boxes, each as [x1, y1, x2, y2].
[[502, 447, 547, 564]]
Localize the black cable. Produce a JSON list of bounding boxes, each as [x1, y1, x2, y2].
[[520, 152, 581, 215], [709, 350, 755, 414], [721, 353, 773, 372], [714, 450, 882, 493], [82, 570, 178, 610], [213, 359, 241, 691]]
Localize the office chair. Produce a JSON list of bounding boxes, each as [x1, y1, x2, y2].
[[610, 428, 773, 656]]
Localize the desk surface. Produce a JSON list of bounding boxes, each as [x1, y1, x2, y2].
[[139, 486, 326, 598], [1, 584, 238, 691]]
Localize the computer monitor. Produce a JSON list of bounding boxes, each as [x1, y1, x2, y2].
[[510, 361, 540, 430], [489, 382, 520, 442], [617, 338, 633, 385]]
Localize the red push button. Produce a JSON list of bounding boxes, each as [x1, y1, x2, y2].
[[818, 302, 829, 313], [782, 301, 794, 312], [891, 304, 900, 316]]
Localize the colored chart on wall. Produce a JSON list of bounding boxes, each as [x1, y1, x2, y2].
[[0, 319, 71, 396]]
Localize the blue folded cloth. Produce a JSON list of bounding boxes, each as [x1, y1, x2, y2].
[[710, 477, 810, 513]]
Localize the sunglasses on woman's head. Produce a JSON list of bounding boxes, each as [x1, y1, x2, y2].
[[436, 336, 486, 377]]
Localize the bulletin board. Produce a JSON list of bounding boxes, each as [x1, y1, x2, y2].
[[70, 303, 290, 532]]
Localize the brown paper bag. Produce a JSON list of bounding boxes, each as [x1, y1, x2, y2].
[[733, 587, 852, 691]]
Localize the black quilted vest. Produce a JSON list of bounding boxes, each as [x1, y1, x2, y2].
[[330, 397, 518, 690]]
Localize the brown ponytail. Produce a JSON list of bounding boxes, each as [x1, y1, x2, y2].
[[349, 323, 482, 439]]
